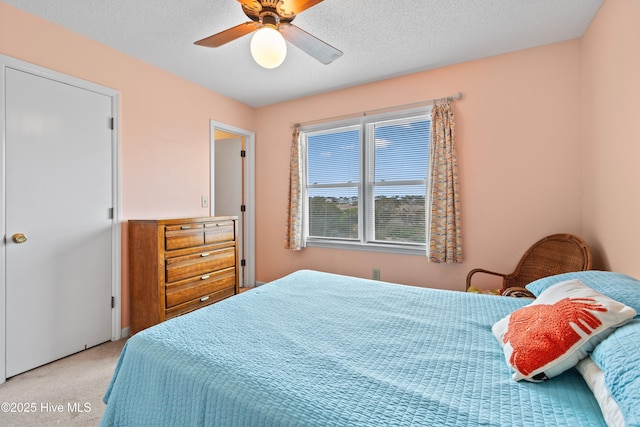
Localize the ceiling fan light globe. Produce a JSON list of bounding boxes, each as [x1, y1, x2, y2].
[[250, 27, 287, 69]]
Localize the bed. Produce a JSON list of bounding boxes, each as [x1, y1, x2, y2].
[[101, 269, 640, 426]]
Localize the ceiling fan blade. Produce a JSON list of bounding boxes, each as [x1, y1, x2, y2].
[[280, 24, 342, 64], [194, 22, 258, 48], [236, 0, 322, 16], [281, 0, 323, 15]]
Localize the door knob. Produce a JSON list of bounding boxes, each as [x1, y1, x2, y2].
[[12, 233, 27, 244]]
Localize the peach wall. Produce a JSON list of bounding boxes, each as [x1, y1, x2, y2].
[[0, 2, 255, 327], [581, 0, 640, 278], [254, 40, 584, 290]]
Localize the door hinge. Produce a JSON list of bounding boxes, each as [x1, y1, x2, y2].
[[108, 207, 114, 219], [240, 150, 246, 158], [109, 117, 114, 130], [240, 259, 246, 267], [240, 205, 246, 212], [111, 296, 115, 309]]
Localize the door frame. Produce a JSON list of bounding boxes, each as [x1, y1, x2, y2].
[[0, 54, 121, 383], [209, 121, 255, 287]]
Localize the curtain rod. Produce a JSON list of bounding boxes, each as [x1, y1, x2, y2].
[[292, 91, 462, 129]]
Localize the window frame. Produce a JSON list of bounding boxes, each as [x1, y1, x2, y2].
[[301, 106, 432, 255]]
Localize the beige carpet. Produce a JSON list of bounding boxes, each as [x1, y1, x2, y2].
[[0, 339, 126, 427]]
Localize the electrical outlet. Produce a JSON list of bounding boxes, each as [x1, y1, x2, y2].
[[372, 268, 381, 280], [201, 195, 209, 208]]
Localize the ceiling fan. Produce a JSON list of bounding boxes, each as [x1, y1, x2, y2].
[[195, 0, 343, 68]]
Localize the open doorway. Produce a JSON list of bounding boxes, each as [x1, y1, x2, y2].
[[210, 121, 255, 288]]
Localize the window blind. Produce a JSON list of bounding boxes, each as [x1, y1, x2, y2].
[[304, 110, 431, 249]]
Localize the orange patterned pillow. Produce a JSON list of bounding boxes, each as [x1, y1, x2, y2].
[[492, 279, 636, 382]]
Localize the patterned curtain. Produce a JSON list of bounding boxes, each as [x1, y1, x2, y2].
[[285, 125, 304, 250], [428, 100, 463, 263]]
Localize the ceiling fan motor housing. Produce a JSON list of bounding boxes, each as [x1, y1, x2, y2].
[[243, 0, 297, 24], [259, 11, 281, 28]]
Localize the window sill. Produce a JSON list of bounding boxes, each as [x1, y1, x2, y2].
[[305, 239, 426, 256]]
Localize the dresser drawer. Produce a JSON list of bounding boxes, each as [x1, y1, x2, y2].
[[165, 247, 235, 283], [165, 223, 205, 250], [165, 286, 236, 320], [205, 221, 235, 244], [165, 267, 236, 308]]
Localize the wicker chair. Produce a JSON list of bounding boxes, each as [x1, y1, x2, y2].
[[466, 233, 592, 296]]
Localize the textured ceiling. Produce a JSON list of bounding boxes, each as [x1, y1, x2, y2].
[[3, 0, 603, 107]]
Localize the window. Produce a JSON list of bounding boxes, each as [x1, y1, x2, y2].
[[302, 108, 431, 254]]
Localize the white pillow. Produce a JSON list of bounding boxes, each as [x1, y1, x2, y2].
[[492, 279, 636, 382], [576, 357, 625, 427]]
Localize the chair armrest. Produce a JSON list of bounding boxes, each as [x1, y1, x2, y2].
[[502, 287, 536, 299], [466, 268, 507, 290]]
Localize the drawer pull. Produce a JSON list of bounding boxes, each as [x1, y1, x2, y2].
[[200, 296, 210, 302], [200, 252, 210, 257], [180, 225, 191, 230], [200, 275, 210, 280]]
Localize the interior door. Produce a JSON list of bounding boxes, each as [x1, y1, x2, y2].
[[211, 124, 255, 289], [214, 136, 244, 284], [5, 67, 113, 377]]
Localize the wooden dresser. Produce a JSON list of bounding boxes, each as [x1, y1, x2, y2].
[[128, 216, 239, 334]]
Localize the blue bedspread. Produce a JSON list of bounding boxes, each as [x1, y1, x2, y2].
[[102, 270, 605, 426]]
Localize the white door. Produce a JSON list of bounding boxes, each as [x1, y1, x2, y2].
[[5, 67, 113, 377], [210, 122, 255, 288], [215, 137, 244, 283]]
